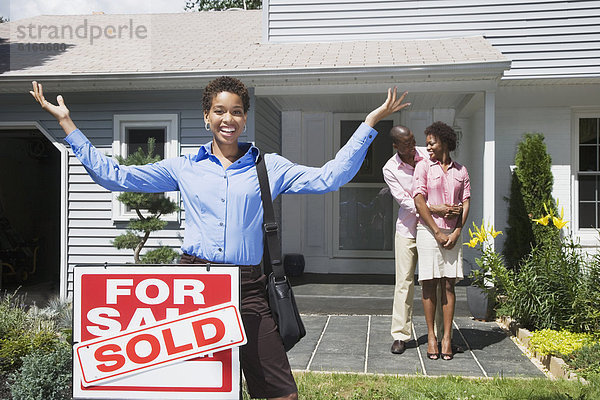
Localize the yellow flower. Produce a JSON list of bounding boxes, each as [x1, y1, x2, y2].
[[489, 226, 503, 238], [465, 220, 504, 247], [464, 237, 479, 248], [473, 222, 487, 243], [532, 215, 550, 226], [552, 207, 569, 229]]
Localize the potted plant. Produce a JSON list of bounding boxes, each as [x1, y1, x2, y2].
[[465, 221, 512, 321]]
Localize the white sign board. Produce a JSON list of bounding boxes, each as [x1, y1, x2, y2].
[[73, 265, 243, 399]]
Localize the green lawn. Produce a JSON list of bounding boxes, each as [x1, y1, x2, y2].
[[244, 372, 600, 400]]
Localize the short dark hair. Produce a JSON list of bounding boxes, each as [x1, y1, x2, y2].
[[202, 76, 250, 114], [389, 125, 412, 145], [424, 121, 457, 151]]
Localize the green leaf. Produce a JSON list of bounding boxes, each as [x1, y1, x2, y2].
[[112, 232, 141, 250], [128, 217, 167, 232], [140, 247, 179, 264]]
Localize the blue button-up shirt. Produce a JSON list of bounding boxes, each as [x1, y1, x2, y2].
[[66, 122, 377, 265]]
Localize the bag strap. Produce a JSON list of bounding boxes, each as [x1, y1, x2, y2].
[[256, 154, 285, 280]]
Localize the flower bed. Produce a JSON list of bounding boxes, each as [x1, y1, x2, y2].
[[498, 317, 600, 381]]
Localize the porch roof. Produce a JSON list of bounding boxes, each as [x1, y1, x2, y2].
[[0, 10, 509, 92]]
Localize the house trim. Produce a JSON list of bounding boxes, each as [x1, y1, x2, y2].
[[484, 90, 496, 241], [571, 107, 600, 247], [0, 60, 511, 94], [0, 121, 69, 298]]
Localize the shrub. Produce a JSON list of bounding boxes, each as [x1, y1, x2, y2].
[[504, 133, 560, 267], [0, 293, 72, 373], [514, 133, 560, 249], [571, 251, 600, 333], [0, 330, 59, 372], [564, 342, 600, 379], [9, 342, 72, 400], [528, 329, 598, 357], [0, 293, 29, 340], [503, 171, 535, 268], [504, 238, 582, 331]]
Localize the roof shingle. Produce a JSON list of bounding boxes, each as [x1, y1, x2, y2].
[[0, 10, 507, 76]]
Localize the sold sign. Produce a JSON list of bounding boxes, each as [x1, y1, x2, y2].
[[73, 265, 243, 400], [75, 304, 245, 385]]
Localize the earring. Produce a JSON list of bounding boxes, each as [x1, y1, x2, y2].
[[205, 122, 210, 131], [244, 125, 247, 133]]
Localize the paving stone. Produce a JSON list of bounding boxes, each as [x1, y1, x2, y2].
[[307, 315, 368, 372], [412, 315, 485, 377], [287, 315, 328, 370], [366, 316, 423, 375], [285, 276, 545, 378]]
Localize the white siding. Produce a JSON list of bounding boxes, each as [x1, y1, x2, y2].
[[264, 0, 600, 78], [492, 83, 600, 252]]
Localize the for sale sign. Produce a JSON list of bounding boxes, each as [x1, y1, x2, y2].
[[73, 265, 244, 399]]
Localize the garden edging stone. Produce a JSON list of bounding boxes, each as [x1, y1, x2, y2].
[[498, 316, 585, 382]]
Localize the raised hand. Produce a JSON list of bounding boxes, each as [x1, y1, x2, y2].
[[30, 81, 77, 134], [364, 87, 410, 128]]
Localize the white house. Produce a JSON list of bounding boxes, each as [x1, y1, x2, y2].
[[0, 0, 598, 298]]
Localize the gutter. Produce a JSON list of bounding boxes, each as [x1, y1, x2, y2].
[[0, 60, 511, 94]]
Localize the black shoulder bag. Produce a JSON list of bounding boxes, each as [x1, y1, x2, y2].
[[256, 155, 306, 352]]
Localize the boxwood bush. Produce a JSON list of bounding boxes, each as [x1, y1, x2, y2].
[[9, 342, 72, 400]]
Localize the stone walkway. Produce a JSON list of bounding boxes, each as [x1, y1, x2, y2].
[[286, 275, 544, 377]]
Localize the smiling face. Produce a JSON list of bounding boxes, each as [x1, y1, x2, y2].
[[204, 91, 247, 148], [426, 134, 447, 161]]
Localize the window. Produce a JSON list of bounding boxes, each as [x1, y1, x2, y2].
[[112, 114, 179, 221], [577, 116, 600, 229], [333, 116, 397, 257]]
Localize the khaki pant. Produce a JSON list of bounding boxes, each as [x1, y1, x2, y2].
[[391, 232, 449, 341]]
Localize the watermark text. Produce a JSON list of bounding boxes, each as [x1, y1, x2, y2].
[[15, 19, 147, 45]]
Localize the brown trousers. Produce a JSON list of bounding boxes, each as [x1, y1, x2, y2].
[[179, 254, 297, 398]]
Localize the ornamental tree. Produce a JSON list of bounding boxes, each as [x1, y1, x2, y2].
[[112, 138, 179, 264], [503, 133, 560, 268]]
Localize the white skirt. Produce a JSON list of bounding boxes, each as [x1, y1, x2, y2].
[[416, 223, 463, 282]]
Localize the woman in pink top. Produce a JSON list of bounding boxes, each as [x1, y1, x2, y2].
[[413, 121, 471, 361]]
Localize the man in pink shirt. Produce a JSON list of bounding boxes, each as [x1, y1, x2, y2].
[[383, 125, 461, 354]]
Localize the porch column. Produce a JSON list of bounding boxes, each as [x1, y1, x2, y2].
[[483, 90, 495, 241]]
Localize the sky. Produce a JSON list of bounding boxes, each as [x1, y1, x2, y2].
[[0, 0, 189, 21]]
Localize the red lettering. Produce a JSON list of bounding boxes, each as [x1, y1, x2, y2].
[[126, 334, 161, 364], [94, 344, 125, 373], [192, 317, 225, 347], [162, 327, 193, 355]]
